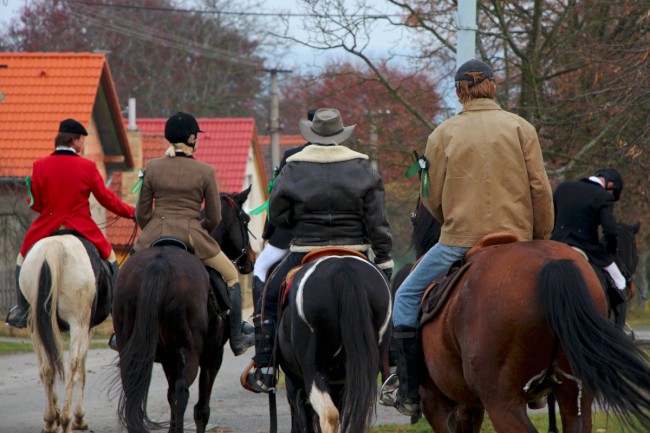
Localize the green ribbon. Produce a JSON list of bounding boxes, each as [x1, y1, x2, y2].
[[25, 176, 34, 207], [129, 168, 146, 194], [250, 166, 280, 216], [404, 154, 430, 198]]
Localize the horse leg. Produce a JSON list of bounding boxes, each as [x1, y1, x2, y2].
[[482, 401, 536, 433], [194, 347, 223, 433], [71, 329, 92, 431], [284, 373, 312, 433], [421, 379, 483, 433], [303, 366, 339, 433], [59, 326, 90, 432], [34, 343, 60, 433], [164, 352, 199, 433], [555, 383, 593, 433]]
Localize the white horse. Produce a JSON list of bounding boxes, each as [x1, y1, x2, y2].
[[21, 234, 106, 433]]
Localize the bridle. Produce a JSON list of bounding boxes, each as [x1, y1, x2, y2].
[[220, 192, 252, 267]]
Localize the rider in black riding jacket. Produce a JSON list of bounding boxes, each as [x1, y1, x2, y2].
[[551, 168, 627, 300]]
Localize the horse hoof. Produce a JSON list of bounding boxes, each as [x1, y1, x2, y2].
[[73, 420, 88, 430]]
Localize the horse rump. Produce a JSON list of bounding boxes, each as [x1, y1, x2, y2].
[[538, 259, 650, 429]]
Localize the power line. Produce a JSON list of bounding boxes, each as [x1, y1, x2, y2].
[[65, 0, 403, 19], [69, 2, 265, 69]]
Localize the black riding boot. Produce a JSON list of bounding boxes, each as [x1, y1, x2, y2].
[[228, 282, 254, 356], [5, 265, 28, 328], [242, 316, 276, 393], [109, 260, 120, 287], [252, 276, 265, 310], [106, 260, 120, 350], [380, 326, 421, 416]]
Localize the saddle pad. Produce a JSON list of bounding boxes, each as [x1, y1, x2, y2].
[[301, 247, 367, 264], [281, 265, 304, 307], [420, 261, 471, 326]]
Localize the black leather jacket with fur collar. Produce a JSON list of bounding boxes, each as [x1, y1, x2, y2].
[[269, 144, 393, 269]]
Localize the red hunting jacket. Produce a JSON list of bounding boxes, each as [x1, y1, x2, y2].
[[20, 150, 135, 259]]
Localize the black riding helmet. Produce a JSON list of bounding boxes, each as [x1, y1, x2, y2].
[[595, 168, 623, 201], [165, 112, 203, 146]]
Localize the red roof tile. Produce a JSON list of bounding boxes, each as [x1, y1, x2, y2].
[[0, 52, 132, 177]]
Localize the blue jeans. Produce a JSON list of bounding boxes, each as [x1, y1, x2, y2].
[[392, 243, 470, 329]]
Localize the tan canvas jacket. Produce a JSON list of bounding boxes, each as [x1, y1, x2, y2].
[[424, 98, 553, 247], [134, 154, 222, 259]]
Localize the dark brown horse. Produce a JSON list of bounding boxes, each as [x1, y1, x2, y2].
[[112, 188, 254, 433], [419, 238, 650, 432]]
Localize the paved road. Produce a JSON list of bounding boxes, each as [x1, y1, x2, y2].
[[0, 339, 412, 433], [2, 327, 648, 433]]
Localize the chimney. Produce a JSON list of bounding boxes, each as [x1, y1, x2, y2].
[[128, 98, 137, 131]]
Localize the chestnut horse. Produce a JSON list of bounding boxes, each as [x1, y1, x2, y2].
[[112, 189, 254, 433], [419, 237, 650, 432]]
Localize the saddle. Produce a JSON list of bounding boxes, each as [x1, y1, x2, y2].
[[280, 247, 369, 307], [420, 232, 519, 326], [150, 237, 229, 315]]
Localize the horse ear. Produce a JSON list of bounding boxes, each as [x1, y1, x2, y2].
[[239, 185, 252, 203], [633, 221, 640, 234]]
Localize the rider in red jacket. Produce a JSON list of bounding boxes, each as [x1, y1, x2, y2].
[[5, 118, 135, 328]]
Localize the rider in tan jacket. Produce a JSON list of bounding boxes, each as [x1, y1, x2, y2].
[[133, 112, 253, 356]]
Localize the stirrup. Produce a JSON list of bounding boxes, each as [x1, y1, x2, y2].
[[379, 373, 399, 406], [5, 305, 28, 329], [240, 360, 276, 393], [108, 333, 118, 351], [395, 399, 422, 417]]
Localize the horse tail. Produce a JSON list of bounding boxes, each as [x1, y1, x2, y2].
[[337, 260, 379, 433], [33, 251, 65, 381], [117, 257, 169, 433], [538, 259, 650, 429]]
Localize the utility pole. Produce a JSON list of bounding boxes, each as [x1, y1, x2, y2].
[[265, 68, 292, 172], [455, 0, 478, 111]]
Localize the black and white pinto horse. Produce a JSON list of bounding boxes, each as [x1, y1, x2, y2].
[[20, 233, 113, 433], [277, 254, 392, 433]]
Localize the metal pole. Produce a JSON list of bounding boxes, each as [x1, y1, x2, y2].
[[269, 70, 281, 170], [455, 0, 478, 111]]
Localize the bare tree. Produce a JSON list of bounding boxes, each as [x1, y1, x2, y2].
[[271, 0, 650, 247]]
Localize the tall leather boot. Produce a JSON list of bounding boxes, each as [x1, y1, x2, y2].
[[228, 282, 254, 356], [5, 265, 28, 328], [242, 316, 276, 393], [395, 326, 421, 416], [252, 276, 265, 310], [109, 260, 120, 288], [107, 260, 120, 350]]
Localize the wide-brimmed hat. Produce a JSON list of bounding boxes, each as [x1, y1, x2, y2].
[[299, 108, 356, 145]]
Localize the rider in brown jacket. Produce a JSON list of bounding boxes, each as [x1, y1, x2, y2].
[[133, 112, 253, 356]]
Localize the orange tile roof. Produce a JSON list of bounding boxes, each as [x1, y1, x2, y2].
[[0, 52, 133, 177]]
